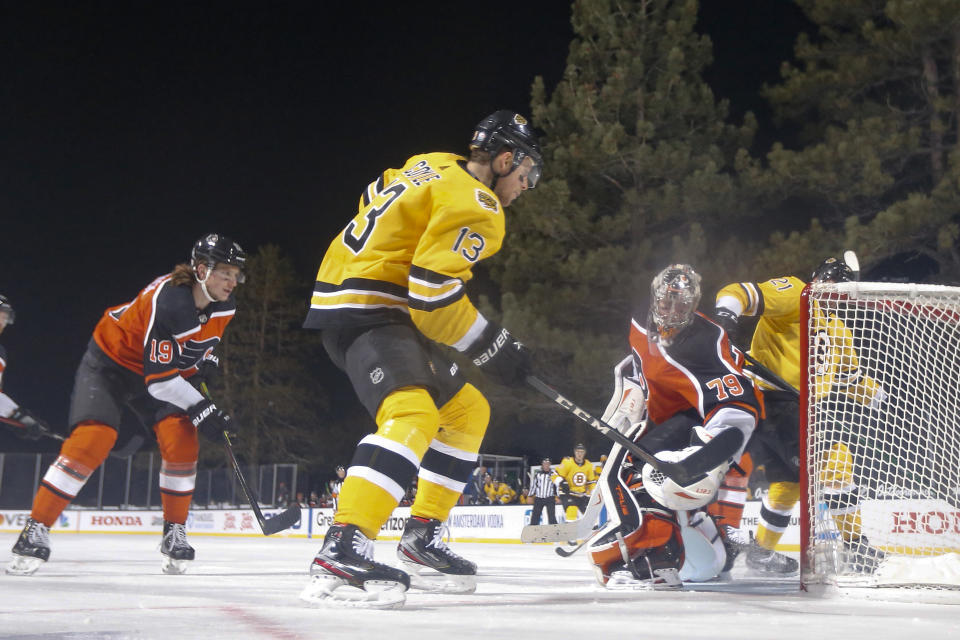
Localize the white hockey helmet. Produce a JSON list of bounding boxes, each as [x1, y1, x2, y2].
[[641, 447, 724, 511]]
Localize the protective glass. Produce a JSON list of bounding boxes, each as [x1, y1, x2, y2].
[[512, 150, 542, 188], [212, 266, 246, 284]]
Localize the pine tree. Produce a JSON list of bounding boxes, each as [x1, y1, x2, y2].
[[205, 244, 338, 469], [484, 0, 757, 432], [755, 0, 960, 282]]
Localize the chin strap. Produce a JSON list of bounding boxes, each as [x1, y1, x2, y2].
[[196, 264, 217, 303], [489, 151, 519, 192]]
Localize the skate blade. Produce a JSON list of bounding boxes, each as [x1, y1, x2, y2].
[[299, 574, 406, 609], [745, 558, 799, 576], [6, 555, 45, 576], [604, 569, 683, 591], [400, 560, 477, 594], [161, 556, 191, 575]]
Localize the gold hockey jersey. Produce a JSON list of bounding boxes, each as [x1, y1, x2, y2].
[[552, 457, 597, 495], [304, 152, 504, 350], [715, 277, 880, 403]]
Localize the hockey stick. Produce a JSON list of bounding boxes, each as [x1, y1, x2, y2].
[[526, 375, 741, 486], [521, 487, 605, 543], [200, 383, 301, 536], [555, 525, 605, 558], [0, 416, 143, 458], [843, 250, 860, 280], [741, 352, 799, 399], [220, 430, 301, 535]]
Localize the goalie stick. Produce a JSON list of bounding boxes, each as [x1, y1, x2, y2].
[[526, 375, 740, 487], [521, 484, 605, 543], [200, 382, 301, 536], [555, 525, 605, 558]]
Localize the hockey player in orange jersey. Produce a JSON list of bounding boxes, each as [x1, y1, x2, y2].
[[7, 234, 246, 577], [0, 295, 53, 441], [300, 110, 542, 608]]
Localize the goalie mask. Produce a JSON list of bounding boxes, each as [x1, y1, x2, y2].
[[650, 264, 701, 344]]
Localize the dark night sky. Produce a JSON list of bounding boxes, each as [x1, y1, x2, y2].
[[0, 2, 809, 444]]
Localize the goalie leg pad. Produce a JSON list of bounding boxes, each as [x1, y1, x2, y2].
[[589, 510, 684, 590], [679, 510, 726, 582]]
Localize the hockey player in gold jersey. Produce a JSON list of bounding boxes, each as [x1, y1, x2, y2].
[[300, 110, 542, 608], [552, 443, 598, 522], [714, 257, 886, 575]]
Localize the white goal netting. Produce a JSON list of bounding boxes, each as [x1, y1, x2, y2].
[[801, 281, 960, 595]]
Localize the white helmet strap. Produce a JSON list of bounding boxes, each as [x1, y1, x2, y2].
[[196, 262, 217, 303]]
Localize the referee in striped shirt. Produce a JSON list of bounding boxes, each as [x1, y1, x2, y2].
[[529, 457, 558, 525]]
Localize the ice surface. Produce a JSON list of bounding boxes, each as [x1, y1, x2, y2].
[[1, 533, 957, 639]]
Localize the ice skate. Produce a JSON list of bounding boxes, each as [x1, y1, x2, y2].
[[397, 516, 477, 594], [745, 538, 798, 575], [300, 523, 409, 609], [604, 563, 682, 591], [160, 520, 195, 575], [6, 517, 50, 576], [719, 524, 749, 573]]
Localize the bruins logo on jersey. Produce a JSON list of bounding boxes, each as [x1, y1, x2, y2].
[[475, 189, 499, 213]]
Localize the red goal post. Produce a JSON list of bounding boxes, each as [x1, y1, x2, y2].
[[800, 281, 960, 597]]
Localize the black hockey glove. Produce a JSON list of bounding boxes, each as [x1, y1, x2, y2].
[[465, 322, 532, 387], [193, 353, 220, 389], [188, 398, 235, 442], [8, 407, 50, 440], [713, 308, 741, 345]]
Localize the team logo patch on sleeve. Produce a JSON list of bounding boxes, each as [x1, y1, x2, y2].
[[475, 189, 499, 213]]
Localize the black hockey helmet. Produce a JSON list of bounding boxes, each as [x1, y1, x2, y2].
[[0, 294, 14, 326], [470, 110, 543, 188], [191, 233, 247, 282], [812, 257, 854, 284]]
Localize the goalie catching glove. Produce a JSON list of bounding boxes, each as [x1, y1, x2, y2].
[[641, 428, 731, 511], [188, 398, 235, 441], [465, 322, 532, 387]]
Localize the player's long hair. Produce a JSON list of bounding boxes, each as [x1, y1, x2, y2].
[[169, 263, 196, 287]]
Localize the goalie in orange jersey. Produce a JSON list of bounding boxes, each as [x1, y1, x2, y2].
[[587, 264, 762, 588], [7, 234, 246, 577]]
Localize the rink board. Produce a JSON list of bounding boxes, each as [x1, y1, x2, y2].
[[0, 500, 803, 549]]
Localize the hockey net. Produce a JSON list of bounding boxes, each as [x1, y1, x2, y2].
[[800, 281, 960, 596]]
